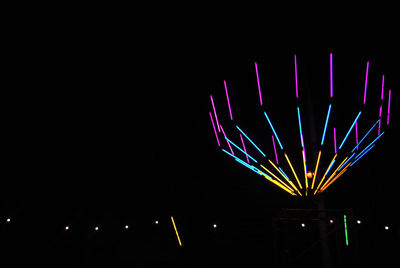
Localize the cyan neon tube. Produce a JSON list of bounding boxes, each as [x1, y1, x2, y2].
[[279, 167, 291, 182], [321, 104, 332, 145], [354, 132, 384, 160], [297, 107, 304, 147], [339, 111, 362, 150], [351, 120, 379, 153], [350, 144, 376, 167], [264, 111, 283, 150], [225, 137, 258, 163], [236, 125, 266, 157], [337, 153, 356, 172]]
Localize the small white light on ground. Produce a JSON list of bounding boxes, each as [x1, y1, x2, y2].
[[384, 226, 389, 230], [95, 226, 99, 231], [6, 218, 11, 223], [155, 220, 159, 224], [65, 226, 70, 230], [125, 225, 129, 229], [213, 224, 217, 228], [301, 223, 306, 228], [329, 219, 334, 224], [357, 220, 361, 224]]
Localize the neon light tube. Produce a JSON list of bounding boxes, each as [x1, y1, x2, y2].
[[225, 137, 258, 163], [297, 107, 304, 147], [209, 112, 220, 146], [220, 125, 234, 156], [222, 149, 259, 175], [378, 119, 381, 136], [325, 159, 336, 177], [240, 134, 249, 163], [355, 131, 384, 160], [338, 111, 362, 150], [330, 53, 333, 98], [236, 126, 266, 157], [279, 167, 291, 181], [210, 95, 221, 132], [224, 80, 233, 120], [272, 135, 279, 164], [302, 150, 308, 192], [350, 144, 375, 167], [258, 170, 295, 195], [363, 61, 369, 104], [260, 164, 294, 192], [255, 62, 263, 106], [284, 153, 303, 189], [321, 104, 332, 145], [334, 127, 337, 153], [295, 54, 299, 98], [337, 153, 355, 172], [320, 163, 351, 193], [311, 150, 321, 189], [314, 154, 337, 194], [171, 216, 182, 247], [381, 75, 385, 100], [351, 120, 379, 153], [268, 159, 289, 181], [320, 156, 350, 191], [355, 122, 359, 150], [344, 215, 349, 246], [264, 111, 283, 150], [387, 89, 391, 125]]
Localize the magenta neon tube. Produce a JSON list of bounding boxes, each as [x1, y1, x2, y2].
[[240, 134, 250, 163], [220, 124, 234, 155], [255, 62, 263, 106], [334, 127, 337, 154], [381, 75, 385, 100], [387, 89, 391, 125], [355, 122, 359, 150], [295, 55, 299, 98], [224, 80, 233, 121], [209, 112, 220, 146], [210, 94, 221, 132], [272, 135, 279, 165], [330, 53, 333, 98], [363, 61, 369, 104]]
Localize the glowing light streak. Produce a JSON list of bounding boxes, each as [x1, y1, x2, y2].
[[272, 135, 279, 164], [171, 216, 182, 247], [220, 125, 234, 155], [381, 75, 385, 100], [363, 61, 369, 104], [350, 144, 376, 167], [264, 111, 284, 150], [225, 137, 258, 163], [334, 127, 337, 153], [257, 170, 296, 195], [344, 215, 349, 246], [320, 162, 352, 193], [255, 62, 263, 106], [268, 159, 301, 195], [297, 107, 304, 147], [302, 150, 308, 193], [294, 54, 299, 98], [209, 112, 220, 146], [351, 120, 379, 153], [387, 89, 391, 125], [284, 153, 303, 190], [210, 95, 221, 132], [321, 104, 332, 145], [330, 53, 333, 98], [236, 126, 266, 157], [311, 150, 321, 189], [314, 154, 337, 194], [337, 153, 355, 172], [355, 131, 384, 160], [279, 167, 291, 182], [319, 156, 349, 192], [224, 80, 233, 120], [240, 134, 249, 163], [338, 111, 362, 150], [260, 164, 294, 192], [222, 149, 259, 175]]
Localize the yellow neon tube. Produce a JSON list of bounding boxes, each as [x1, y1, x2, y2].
[[171, 216, 182, 247], [268, 159, 302, 196], [311, 150, 322, 190], [260, 164, 294, 192], [284, 153, 303, 190], [314, 154, 337, 194], [257, 171, 296, 195], [319, 156, 349, 192], [320, 162, 352, 193], [302, 150, 308, 195]]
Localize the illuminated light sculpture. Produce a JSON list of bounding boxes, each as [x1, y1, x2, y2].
[[344, 215, 349, 246], [209, 54, 392, 196]]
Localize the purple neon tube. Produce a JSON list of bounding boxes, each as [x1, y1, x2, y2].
[[224, 80, 233, 121], [272, 135, 279, 165], [209, 112, 220, 146], [330, 53, 333, 98], [240, 134, 250, 163], [210, 94, 221, 132], [363, 61, 369, 104], [334, 127, 337, 154], [220, 124, 234, 155], [255, 62, 263, 106]]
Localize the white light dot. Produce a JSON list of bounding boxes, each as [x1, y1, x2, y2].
[[357, 220, 361, 224], [213, 224, 217, 228], [6, 218, 11, 223], [94, 226, 99, 231], [385, 226, 389, 230], [125, 225, 129, 229], [65, 226, 70, 230], [329, 219, 334, 224], [155, 220, 159, 224], [301, 223, 306, 228]]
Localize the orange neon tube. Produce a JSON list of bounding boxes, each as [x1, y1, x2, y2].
[[314, 154, 337, 194], [311, 150, 322, 190]]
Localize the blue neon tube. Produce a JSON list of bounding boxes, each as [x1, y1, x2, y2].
[[339, 111, 362, 150], [355, 132, 385, 160], [350, 144, 376, 167], [236, 126, 266, 157], [225, 137, 258, 163], [297, 107, 304, 147], [337, 153, 356, 172], [325, 159, 336, 176], [321, 104, 332, 145], [222, 149, 260, 175], [279, 167, 291, 181], [264, 111, 284, 150], [351, 120, 379, 153]]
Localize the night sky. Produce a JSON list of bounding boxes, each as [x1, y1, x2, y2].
[[2, 37, 399, 267]]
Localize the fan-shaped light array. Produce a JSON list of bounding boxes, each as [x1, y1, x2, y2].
[[209, 54, 392, 196]]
